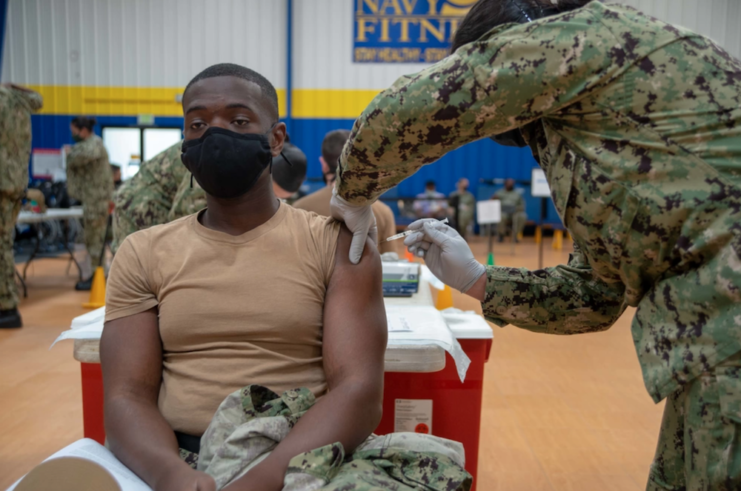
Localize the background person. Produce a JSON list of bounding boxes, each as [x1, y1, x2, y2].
[[491, 178, 526, 242], [66, 116, 114, 290], [0, 83, 42, 329], [110, 164, 123, 190], [413, 181, 447, 219], [293, 129, 398, 254], [330, 1, 741, 487], [448, 178, 475, 240]]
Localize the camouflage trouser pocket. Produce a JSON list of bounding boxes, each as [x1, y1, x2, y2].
[[718, 365, 741, 425]]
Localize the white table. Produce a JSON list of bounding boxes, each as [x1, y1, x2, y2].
[[72, 279, 447, 373], [15, 207, 85, 296]]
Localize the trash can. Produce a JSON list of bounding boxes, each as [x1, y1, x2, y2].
[[376, 315, 493, 491]]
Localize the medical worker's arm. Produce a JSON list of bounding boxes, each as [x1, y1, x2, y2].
[[101, 308, 216, 491], [225, 226, 386, 491], [407, 219, 627, 334], [478, 245, 629, 334], [111, 142, 186, 252], [336, 10, 617, 205]]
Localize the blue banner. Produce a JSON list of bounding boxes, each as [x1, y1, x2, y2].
[[353, 0, 476, 63]]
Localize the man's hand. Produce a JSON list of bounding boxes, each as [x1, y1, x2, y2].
[[158, 467, 216, 491], [404, 218, 486, 294], [330, 187, 377, 264]]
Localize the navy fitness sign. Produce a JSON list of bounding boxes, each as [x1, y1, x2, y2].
[[353, 0, 476, 63]]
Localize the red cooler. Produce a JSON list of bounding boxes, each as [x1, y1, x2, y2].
[[375, 319, 493, 491]]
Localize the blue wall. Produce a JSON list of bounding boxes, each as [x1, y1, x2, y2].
[[31, 114, 561, 224]]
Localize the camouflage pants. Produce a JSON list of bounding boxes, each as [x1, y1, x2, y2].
[[497, 211, 527, 238], [83, 199, 109, 269], [181, 385, 472, 491], [648, 352, 741, 490], [0, 190, 22, 310]]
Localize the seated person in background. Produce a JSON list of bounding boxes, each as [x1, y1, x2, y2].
[[293, 129, 398, 254], [110, 164, 123, 190], [448, 178, 475, 240], [101, 63, 387, 491], [111, 133, 307, 253], [491, 178, 527, 243], [413, 180, 447, 219]]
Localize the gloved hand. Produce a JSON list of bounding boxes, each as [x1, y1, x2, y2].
[[404, 219, 486, 293], [330, 187, 378, 264]]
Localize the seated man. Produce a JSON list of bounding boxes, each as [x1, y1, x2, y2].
[[101, 64, 387, 490], [293, 129, 398, 254], [491, 178, 527, 243], [413, 180, 447, 219]]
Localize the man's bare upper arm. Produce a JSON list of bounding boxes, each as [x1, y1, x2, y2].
[[101, 308, 163, 402], [322, 226, 387, 388]]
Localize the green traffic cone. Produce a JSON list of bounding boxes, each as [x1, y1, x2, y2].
[[487, 252, 495, 266]]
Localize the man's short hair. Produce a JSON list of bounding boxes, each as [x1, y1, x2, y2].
[[321, 129, 351, 174], [425, 180, 436, 188], [183, 63, 279, 121]]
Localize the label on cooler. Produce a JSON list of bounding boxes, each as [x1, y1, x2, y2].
[[394, 399, 432, 434]]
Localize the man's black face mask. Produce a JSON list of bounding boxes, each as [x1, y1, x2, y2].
[[181, 127, 273, 199]]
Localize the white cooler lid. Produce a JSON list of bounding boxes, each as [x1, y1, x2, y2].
[[441, 309, 494, 339]]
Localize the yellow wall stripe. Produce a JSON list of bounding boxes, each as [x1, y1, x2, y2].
[[27, 86, 287, 119], [26, 86, 381, 119], [291, 89, 380, 119]]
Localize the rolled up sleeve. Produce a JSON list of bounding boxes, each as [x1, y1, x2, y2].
[[483, 246, 628, 334]]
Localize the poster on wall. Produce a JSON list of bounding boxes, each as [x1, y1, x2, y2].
[[353, 0, 477, 63]]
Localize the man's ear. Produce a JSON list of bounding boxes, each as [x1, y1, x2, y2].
[[269, 122, 287, 157], [320, 156, 329, 175]]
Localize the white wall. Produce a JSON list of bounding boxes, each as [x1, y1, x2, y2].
[[612, 0, 741, 60], [1, 0, 287, 89]]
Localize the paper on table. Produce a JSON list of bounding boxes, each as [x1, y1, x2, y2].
[[50, 306, 105, 348], [385, 305, 471, 382], [6, 439, 152, 491]]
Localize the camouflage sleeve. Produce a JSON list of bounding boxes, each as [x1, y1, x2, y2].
[[483, 243, 628, 334], [67, 140, 104, 169], [516, 193, 525, 213], [111, 142, 185, 252], [337, 10, 617, 205], [15, 87, 43, 112]]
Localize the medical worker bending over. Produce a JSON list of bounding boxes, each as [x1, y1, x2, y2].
[[100, 64, 390, 491], [330, 1, 741, 488]]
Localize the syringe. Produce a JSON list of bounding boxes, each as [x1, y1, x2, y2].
[[385, 218, 449, 242]]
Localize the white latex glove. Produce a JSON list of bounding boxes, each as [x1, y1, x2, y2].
[[403, 219, 486, 293], [330, 187, 378, 264]]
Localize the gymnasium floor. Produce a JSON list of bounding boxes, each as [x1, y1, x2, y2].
[[0, 236, 663, 490]]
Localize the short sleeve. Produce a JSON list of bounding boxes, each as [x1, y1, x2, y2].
[[313, 217, 341, 286], [105, 234, 159, 322]]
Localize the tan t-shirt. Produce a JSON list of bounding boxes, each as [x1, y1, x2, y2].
[[105, 204, 341, 435], [293, 186, 397, 254]]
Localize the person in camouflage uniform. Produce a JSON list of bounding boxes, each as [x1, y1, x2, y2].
[[331, 1, 741, 488], [491, 178, 527, 242], [112, 140, 307, 253], [0, 83, 42, 329], [66, 116, 114, 290], [448, 178, 476, 239], [178, 384, 471, 491]]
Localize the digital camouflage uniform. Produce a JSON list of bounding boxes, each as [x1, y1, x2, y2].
[[490, 188, 527, 238], [112, 141, 205, 253], [179, 384, 472, 491], [66, 134, 114, 268], [337, 2, 741, 488], [0, 85, 42, 310], [449, 189, 475, 237]]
